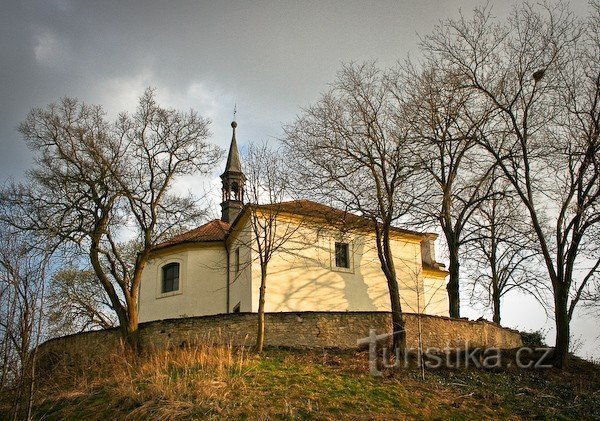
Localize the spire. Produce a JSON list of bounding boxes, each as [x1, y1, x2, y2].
[[222, 121, 243, 175], [220, 121, 246, 223]]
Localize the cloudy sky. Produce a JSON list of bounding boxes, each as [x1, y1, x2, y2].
[[1, 0, 597, 358]]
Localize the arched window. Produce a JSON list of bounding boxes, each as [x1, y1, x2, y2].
[[162, 262, 180, 293]]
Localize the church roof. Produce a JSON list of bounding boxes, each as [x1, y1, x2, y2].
[[153, 199, 430, 252], [221, 121, 243, 176], [153, 219, 230, 250], [254, 200, 427, 238]]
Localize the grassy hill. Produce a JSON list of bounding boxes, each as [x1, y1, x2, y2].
[[2, 344, 599, 420]]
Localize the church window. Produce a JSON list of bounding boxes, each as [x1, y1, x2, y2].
[[161, 262, 180, 293], [235, 247, 240, 274], [335, 242, 350, 268]]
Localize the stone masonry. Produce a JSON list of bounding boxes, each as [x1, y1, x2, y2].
[[37, 312, 523, 366]]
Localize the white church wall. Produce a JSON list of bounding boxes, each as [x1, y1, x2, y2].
[[138, 213, 448, 322], [228, 222, 253, 313], [422, 273, 450, 316], [138, 245, 228, 323], [244, 214, 448, 316]]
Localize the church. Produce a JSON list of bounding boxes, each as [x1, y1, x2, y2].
[[138, 122, 449, 323]]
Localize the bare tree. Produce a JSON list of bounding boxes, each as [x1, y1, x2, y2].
[[0, 224, 51, 420], [243, 142, 300, 353], [581, 224, 600, 312], [422, 1, 600, 367], [46, 268, 116, 337], [283, 62, 419, 351], [390, 62, 496, 318], [1, 89, 222, 347], [463, 177, 546, 324]]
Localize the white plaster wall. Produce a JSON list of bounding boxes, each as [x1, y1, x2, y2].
[[228, 224, 253, 313], [138, 245, 228, 323], [422, 274, 449, 316], [247, 216, 449, 316], [138, 214, 449, 323]]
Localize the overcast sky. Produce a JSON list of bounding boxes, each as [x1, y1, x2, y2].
[[1, 0, 597, 358]]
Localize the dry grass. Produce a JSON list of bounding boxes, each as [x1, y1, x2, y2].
[[30, 340, 253, 420], [1, 343, 599, 420]]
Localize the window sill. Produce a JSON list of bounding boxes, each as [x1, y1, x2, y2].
[[331, 265, 354, 274], [156, 289, 183, 299]]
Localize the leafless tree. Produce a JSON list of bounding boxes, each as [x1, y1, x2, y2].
[[463, 177, 546, 324], [395, 245, 447, 380], [389, 62, 496, 318], [243, 142, 300, 353], [581, 224, 600, 312], [0, 224, 51, 420], [283, 62, 419, 351], [46, 267, 116, 337], [1, 89, 222, 347], [421, 1, 600, 367]]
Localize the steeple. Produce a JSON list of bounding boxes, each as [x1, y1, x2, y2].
[[220, 121, 246, 223], [223, 121, 243, 174]]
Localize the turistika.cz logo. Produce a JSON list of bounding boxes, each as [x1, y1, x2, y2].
[[357, 329, 553, 376]]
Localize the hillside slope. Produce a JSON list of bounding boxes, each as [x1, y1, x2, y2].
[[2, 345, 599, 420]]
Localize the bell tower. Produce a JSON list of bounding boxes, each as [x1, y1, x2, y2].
[[220, 121, 246, 223]]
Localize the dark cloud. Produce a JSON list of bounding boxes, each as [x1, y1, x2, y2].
[[2, 0, 527, 177]]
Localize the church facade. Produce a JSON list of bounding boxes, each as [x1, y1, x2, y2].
[[138, 122, 449, 323]]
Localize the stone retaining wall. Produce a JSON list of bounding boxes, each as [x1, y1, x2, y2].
[[37, 312, 522, 365]]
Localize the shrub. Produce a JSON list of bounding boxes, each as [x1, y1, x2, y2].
[[520, 330, 547, 347]]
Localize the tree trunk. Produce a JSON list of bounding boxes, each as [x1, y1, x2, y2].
[[552, 291, 570, 368], [380, 228, 406, 353], [492, 293, 501, 325], [25, 348, 36, 421], [126, 305, 140, 351], [388, 278, 407, 353], [89, 238, 139, 350], [89, 241, 129, 337], [256, 264, 267, 353], [491, 273, 501, 324], [446, 243, 461, 318]]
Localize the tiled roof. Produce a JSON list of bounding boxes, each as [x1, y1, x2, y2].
[[153, 219, 230, 250], [153, 199, 429, 252], [255, 200, 426, 237]]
